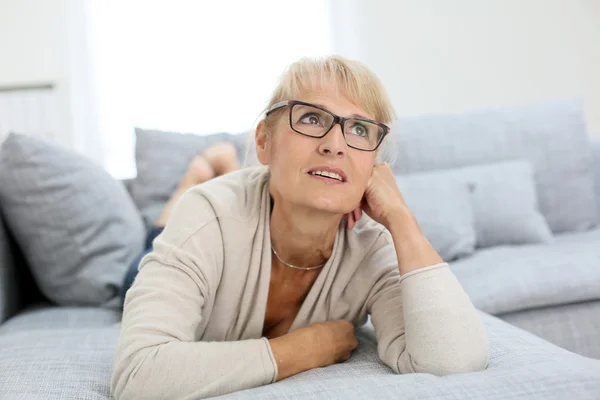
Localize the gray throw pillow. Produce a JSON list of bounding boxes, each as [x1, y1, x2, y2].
[[406, 160, 552, 249], [394, 173, 476, 261], [464, 160, 553, 248], [0, 133, 145, 307], [130, 128, 255, 228]]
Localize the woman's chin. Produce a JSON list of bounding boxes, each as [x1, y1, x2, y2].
[[304, 198, 355, 216]]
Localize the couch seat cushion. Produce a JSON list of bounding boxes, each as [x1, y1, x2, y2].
[[0, 304, 121, 334], [451, 227, 600, 315], [1, 308, 600, 399], [500, 299, 600, 359]]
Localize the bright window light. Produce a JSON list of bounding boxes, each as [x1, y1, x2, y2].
[[89, 0, 331, 178]]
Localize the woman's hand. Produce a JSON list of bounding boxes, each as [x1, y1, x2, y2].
[[345, 163, 413, 230], [345, 163, 444, 274], [269, 320, 358, 381], [308, 320, 359, 366]]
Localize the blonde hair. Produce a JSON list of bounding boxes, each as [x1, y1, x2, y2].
[[248, 55, 397, 165]]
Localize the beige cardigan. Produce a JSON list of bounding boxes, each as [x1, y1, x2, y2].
[[111, 166, 488, 400]]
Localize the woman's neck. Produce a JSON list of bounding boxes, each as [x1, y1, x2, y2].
[[269, 195, 341, 270]]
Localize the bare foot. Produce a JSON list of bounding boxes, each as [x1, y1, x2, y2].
[[178, 154, 216, 190], [202, 142, 240, 176], [155, 155, 215, 226]]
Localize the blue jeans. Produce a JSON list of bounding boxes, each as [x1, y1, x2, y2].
[[120, 226, 165, 305]]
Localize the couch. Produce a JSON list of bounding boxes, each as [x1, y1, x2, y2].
[[389, 99, 600, 360], [1, 99, 599, 399]]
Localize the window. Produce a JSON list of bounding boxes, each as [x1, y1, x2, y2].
[[89, 0, 331, 178]]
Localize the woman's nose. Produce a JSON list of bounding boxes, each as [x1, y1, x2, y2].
[[318, 123, 346, 157]]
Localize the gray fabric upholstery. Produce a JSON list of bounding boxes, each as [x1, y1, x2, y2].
[[394, 172, 476, 261], [0, 212, 19, 324], [466, 160, 553, 248], [400, 161, 553, 249], [0, 327, 119, 400], [500, 300, 600, 360], [0, 304, 121, 334], [222, 314, 600, 399], [393, 99, 598, 234], [592, 138, 600, 216], [0, 133, 146, 307], [130, 128, 254, 229], [1, 308, 600, 399], [451, 226, 600, 315]]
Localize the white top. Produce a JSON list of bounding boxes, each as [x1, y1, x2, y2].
[[111, 166, 489, 399]]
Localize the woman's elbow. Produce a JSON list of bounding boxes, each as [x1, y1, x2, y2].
[[397, 346, 489, 376], [110, 364, 143, 400], [111, 350, 161, 400], [416, 351, 489, 376]]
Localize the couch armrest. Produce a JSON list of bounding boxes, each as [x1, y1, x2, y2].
[[592, 138, 600, 217]]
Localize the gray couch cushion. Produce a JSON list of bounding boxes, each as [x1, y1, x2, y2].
[[451, 226, 600, 315], [398, 160, 553, 250], [500, 299, 600, 359], [0, 305, 121, 334], [0, 326, 119, 400], [1, 309, 600, 399], [0, 133, 146, 307], [395, 172, 476, 261], [463, 160, 553, 248], [0, 211, 19, 324], [393, 99, 597, 234], [130, 128, 254, 228], [225, 313, 600, 400]]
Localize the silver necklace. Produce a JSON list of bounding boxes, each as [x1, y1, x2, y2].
[[271, 246, 326, 271]]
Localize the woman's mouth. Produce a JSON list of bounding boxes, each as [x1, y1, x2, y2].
[[308, 171, 346, 185], [307, 166, 348, 183]]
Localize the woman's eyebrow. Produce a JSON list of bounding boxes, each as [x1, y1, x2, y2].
[[313, 103, 369, 120]]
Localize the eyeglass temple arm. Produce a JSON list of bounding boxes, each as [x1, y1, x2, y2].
[[265, 100, 291, 115]]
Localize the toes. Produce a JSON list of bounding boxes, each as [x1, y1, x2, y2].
[[181, 155, 215, 186]]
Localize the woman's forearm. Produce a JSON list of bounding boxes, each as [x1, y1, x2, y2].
[[112, 337, 277, 399], [376, 210, 488, 375], [268, 328, 316, 381], [386, 210, 444, 275]]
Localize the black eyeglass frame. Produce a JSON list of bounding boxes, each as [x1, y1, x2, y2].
[[265, 100, 390, 152]]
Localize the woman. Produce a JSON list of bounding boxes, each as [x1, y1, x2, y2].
[[119, 142, 240, 304], [111, 56, 489, 399]]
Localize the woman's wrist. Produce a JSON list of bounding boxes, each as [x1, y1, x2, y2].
[[268, 328, 317, 381], [386, 210, 444, 275], [385, 208, 421, 239]]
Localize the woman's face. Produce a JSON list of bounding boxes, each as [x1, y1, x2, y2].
[[258, 87, 378, 216]]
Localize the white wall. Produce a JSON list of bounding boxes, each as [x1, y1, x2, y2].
[[331, 0, 600, 137], [2, 0, 598, 161], [0, 0, 70, 143], [0, 0, 101, 160]]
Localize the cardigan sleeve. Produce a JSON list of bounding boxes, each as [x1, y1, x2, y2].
[[365, 233, 489, 376], [110, 190, 277, 400]]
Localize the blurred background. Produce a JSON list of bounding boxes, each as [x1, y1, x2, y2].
[[0, 0, 598, 179]]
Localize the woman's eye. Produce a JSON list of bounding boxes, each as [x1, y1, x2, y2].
[[300, 113, 321, 125], [350, 123, 368, 137]]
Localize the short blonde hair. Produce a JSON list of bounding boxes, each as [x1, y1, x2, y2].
[[258, 55, 397, 164]]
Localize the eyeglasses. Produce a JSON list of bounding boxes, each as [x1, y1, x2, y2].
[[265, 100, 390, 152]]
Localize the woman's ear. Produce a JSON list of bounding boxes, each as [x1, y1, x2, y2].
[[255, 120, 270, 165]]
